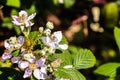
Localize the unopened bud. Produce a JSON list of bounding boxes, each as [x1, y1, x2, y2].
[[46, 21, 54, 29], [39, 27, 44, 33]]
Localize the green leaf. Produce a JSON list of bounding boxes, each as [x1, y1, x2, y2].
[[11, 50, 20, 57], [55, 67, 86, 80], [94, 63, 120, 77], [64, 0, 75, 8], [2, 17, 13, 29], [54, 51, 73, 66], [114, 27, 120, 50], [14, 26, 21, 35], [60, 35, 68, 44], [29, 31, 38, 40], [73, 49, 96, 69], [102, 2, 118, 28], [6, 0, 20, 8]]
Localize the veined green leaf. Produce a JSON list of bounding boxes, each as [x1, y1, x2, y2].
[[114, 27, 120, 50], [55, 67, 86, 80], [94, 63, 120, 77], [73, 49, 96, 69], [6, 0, 20, 8]]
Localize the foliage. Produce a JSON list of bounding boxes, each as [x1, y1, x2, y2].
[[0, 10, 96, 80], [94, 27, 120, 79]]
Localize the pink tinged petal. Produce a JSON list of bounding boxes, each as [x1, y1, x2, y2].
[[18, 61, 29, 69], [19, 10, 28, 17], [4, 40, 11, 50], [36, 58, 46, 67], [25, 21, 34, 27], [59, 44, 68, 50], [27, 13, 36, 21], [33, 69, 47, 80], [52, 31, 62, 43], [12, 16, 19, 22], [42, 36, 51, 45], [23, 68, 32, 78], [11, 57, 21, 63], [17, 36, 24, 46], [40, 65, 47, 73], [2, 52, 12, 61], [12, 21, 21, 26]]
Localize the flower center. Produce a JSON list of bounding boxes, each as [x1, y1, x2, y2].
[[29, 63, 37, 70]]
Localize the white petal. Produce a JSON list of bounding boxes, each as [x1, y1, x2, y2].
[[23, 68, 32, 78], [18, 61, 29, 69], [40, 65, 47, 73], [4, 40, 11, 49], [25, 21, 34, 27], [19, 10, 28, 17], [52, 31, 62, 43], [12, 16, 19, 22], [27, 13, 36, 21], [59, 44, 68, 50], [12, 21, 21, 26], [42, 36, 51, 45], [33, 69, 47, 80]]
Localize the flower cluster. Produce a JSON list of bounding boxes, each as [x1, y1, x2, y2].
[[1, 10, 68, 80]]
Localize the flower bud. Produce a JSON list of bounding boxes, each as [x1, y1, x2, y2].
[[46, 21, 54, 29]]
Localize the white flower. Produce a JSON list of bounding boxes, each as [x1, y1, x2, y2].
[[12, 10, 36, 31], [42, 31, 68, 50], [17, 57, 47, 79]]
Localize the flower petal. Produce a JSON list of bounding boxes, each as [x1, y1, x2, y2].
[[2, 52, 12, 61], [33, 69, 47, 80], [11, 57, 21, 63], [12, 16, 19, 22], [25, 21, 34, 27], [27, 13, 36, 21], [18, 61, 29, 69], [17, 36, 24, 46], [4, 40, 11, 50], [52, 31, 62, 43], [42, 36, 51, 45], [36, 58, 46, 67], [23, 68, 32, 78], [19, 10, 28, 17], [59, 44, 68, 50]]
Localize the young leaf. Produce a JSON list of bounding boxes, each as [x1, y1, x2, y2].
[[114, 27, 120, 50], [11, 50, 20, 57], [55, 67, 86, 80], [94, 63, 120, 78], [64, 0, 75, 8], [29, 31, 38, 40], [54, 51, 73, 65], [6, 0, 20, 8], [73, 49, 96, 69]]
